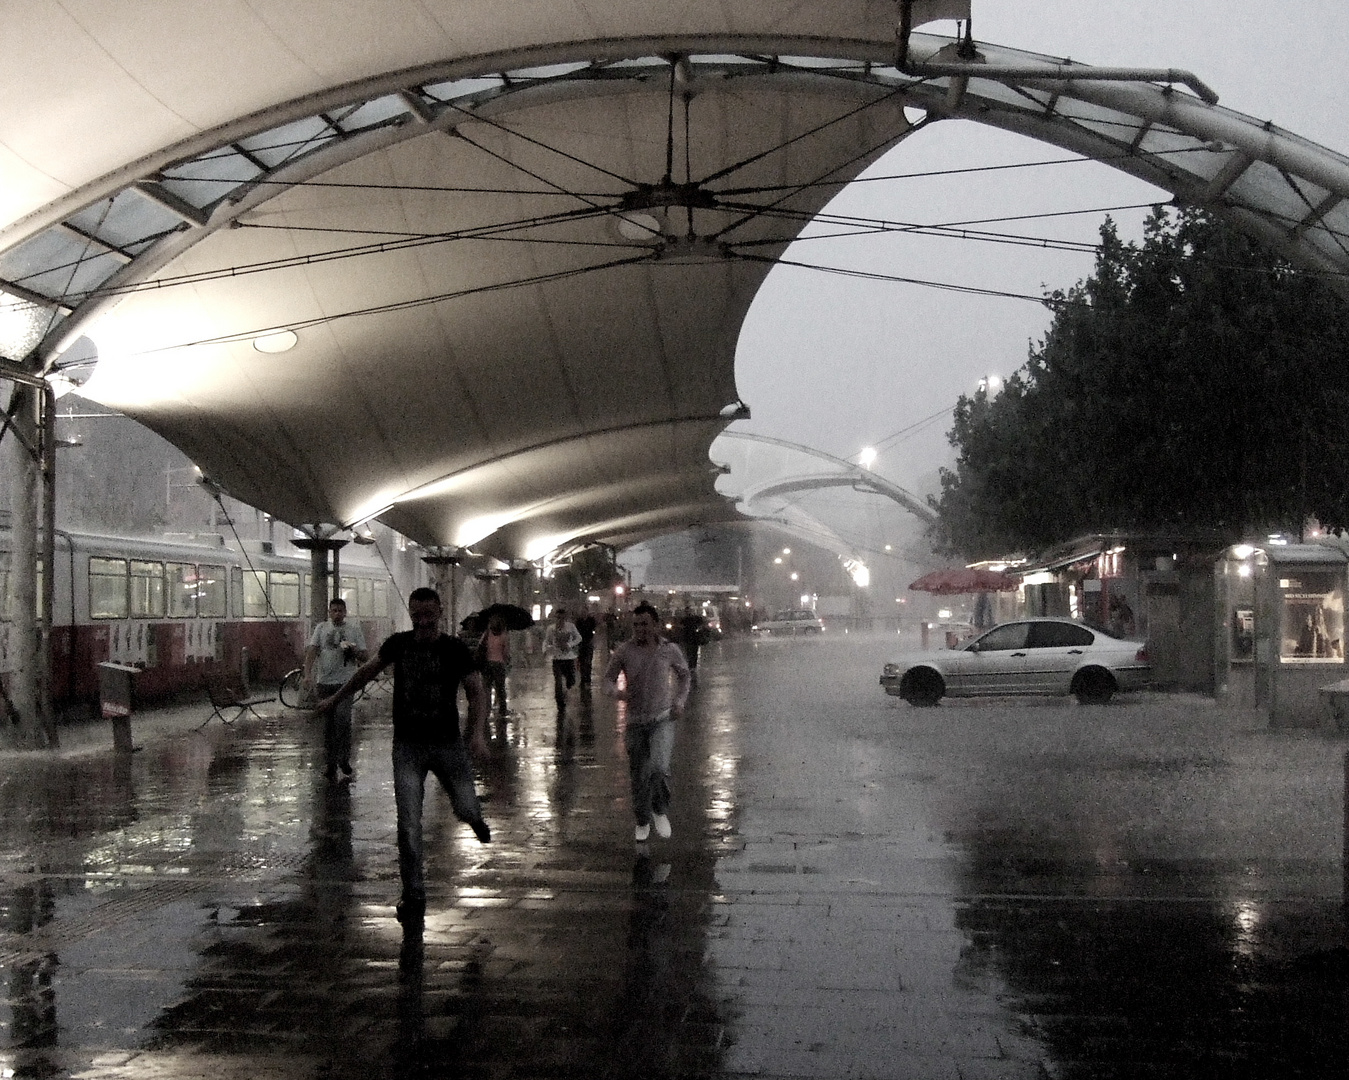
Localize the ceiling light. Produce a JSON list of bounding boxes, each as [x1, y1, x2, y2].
[[616, 212, 663, 242], [253, 330, 298, 354]]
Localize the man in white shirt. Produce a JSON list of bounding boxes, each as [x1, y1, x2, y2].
[[603, 602, 691, 841], [544, 606, 583, 712], [305, 598, 367, 779]]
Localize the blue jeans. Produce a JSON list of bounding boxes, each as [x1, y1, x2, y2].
[[317, 683, 352, 774], [624, 714, 675, 824], [392, 740, 483, 901]]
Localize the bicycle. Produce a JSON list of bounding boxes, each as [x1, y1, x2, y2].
[[279, 666, 392, 709], [279, 667, 316, 709]]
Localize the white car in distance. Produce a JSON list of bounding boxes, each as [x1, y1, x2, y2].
[[880, 618, 1150, 705], [751, 609, 825, 636]]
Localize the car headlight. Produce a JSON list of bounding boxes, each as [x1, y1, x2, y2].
[[882, 663, 899, 677]]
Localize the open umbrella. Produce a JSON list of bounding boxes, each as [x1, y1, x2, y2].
[[908, 567, 1019, 595], [463, 603, 535, 634]]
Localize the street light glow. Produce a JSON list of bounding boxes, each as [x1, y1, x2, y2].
[[858, 447, 877, 468]]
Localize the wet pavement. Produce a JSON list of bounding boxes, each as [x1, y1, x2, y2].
[[0, 635, 1346, 1078]]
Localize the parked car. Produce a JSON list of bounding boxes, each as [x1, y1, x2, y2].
[[880, 618, 1150, 705], [752, 609, 825, 636]]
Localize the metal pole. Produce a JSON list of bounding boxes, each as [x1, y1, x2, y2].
[[7, 383, 40, 746], [38, 383, 56, 746]]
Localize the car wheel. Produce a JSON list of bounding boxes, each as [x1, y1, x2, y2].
[[900, 668, 944, 707], [1072, 668, 1116, 705]]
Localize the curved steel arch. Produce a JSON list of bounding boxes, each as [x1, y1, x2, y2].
[[3, 28, 1348, 561], [8, 32, 1349, 373], [715, 431, 936, 525]]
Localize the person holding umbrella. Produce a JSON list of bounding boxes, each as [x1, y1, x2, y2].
[[478, 613, 511, 717]]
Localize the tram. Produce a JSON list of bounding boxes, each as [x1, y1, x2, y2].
[[1, 530, 412, 713]]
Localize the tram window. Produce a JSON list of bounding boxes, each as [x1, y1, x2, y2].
[[242, 570, 268, 618], [130, 561, 165, 618], [165, 563, 198, 617], [339, 576, 357, 610], [230, 567, 243, 618], [302, 573, 312, 618], [198, 564, 226, 618], [357, 578, 374, 617], [270, 571, 300, 617], [373, 579, 388, 618], [89, 558, 129, 619]]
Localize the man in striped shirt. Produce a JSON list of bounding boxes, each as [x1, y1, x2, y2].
[[603, 602, 691, 841]]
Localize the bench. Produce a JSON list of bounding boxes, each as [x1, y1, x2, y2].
[[201, 672, 276, 728]]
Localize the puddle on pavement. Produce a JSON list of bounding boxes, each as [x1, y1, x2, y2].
[[0, 672, 733, 1078], [952, 827, 1349, 1077]]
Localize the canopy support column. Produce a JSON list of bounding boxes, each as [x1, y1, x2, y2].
[[292, 525, 347, 628], [0, 361, 58, 748], [422, 548, 462, 632]]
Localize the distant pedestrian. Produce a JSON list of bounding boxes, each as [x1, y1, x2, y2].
[[575, 608, 598, 688], [304, 598, 367, 780], [604, 601, 691, 841], [478, 614, 511, 716], [316, 587, 490, 925], [676, 603, 706, 674], [544, 606, 583, 710]]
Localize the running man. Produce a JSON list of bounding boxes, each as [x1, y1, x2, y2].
[[603, 601, 691, 841], [316, 587, 490, 924]]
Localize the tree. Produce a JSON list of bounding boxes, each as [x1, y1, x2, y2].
[[931, 208, 1349, 558], [549, 545, 618, 603]]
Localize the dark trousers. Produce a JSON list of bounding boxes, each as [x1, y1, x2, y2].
[[578, 641, 595, 685], [317, 682, 352, 774], [483, 660, 508, 714], [392, 739, 482, 902]]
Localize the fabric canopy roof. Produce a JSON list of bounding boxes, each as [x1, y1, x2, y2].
[[4, 2, 1348, 560]]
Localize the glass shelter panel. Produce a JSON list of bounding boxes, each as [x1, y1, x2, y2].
[[1278, 570, 1345, 663]]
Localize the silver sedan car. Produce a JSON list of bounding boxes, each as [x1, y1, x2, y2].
[[880, 618, 1150, 706]]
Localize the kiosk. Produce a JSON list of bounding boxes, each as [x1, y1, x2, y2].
[[1247, 545, 1349, 727]]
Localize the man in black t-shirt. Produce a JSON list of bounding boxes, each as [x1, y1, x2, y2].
[[317, 587, 490, 924]]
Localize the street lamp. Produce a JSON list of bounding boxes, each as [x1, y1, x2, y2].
[[858, 447, 877, 469]]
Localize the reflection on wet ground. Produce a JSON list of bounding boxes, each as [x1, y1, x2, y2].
[[0, 635, 1341, 1077]]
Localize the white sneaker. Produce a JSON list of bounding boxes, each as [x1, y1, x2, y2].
[[652, 813, 671, 839], [635, 823, 651, 841]]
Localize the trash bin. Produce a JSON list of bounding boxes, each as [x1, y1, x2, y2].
[[97, 661, 140, 753]]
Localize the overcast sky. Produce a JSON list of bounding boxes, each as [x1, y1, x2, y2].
[[730, 1, 1349, 504]]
